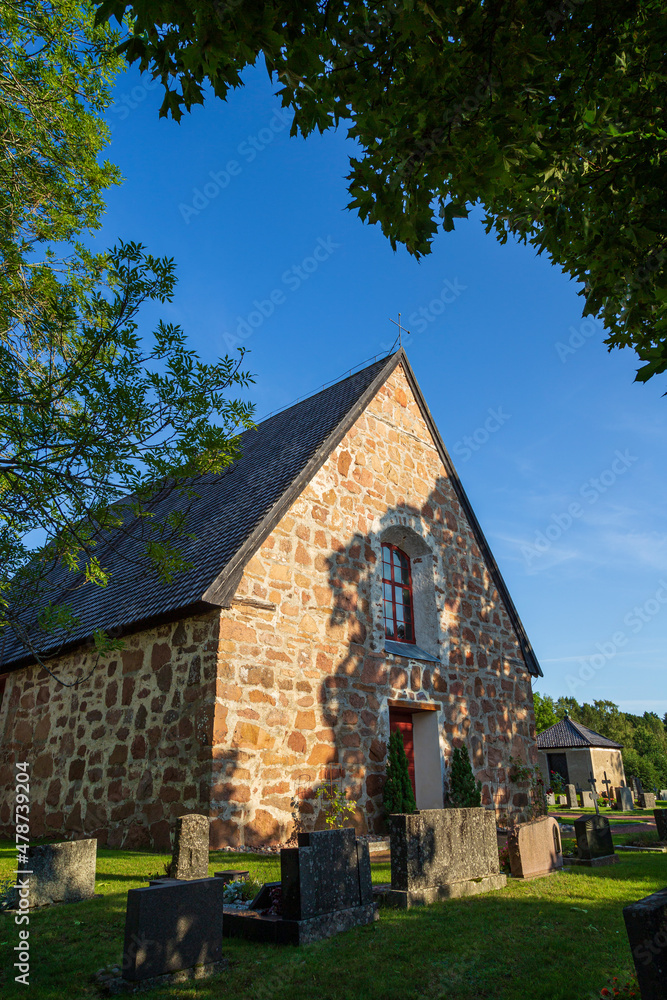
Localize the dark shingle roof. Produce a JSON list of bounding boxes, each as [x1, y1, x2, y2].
[[1, 350, 543, 677], [1, 355, 394, 669], [536, 717, 623, 750]]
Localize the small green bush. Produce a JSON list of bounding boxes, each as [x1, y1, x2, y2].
[[383, 730, 417, 814], [448, 744, 482, 808]]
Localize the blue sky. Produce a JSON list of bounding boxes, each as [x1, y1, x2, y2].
[[99, 62, 667, 718]]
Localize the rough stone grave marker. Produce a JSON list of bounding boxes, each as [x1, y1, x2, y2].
[[383, 807, 506, 907], [6, 839, 97, 909], [567, 815, 618, 867], [640, 792, 657, 810], [660, 790, 667, 801], [507, 815, 563, 879], [121, 877, 226, 982], [223, 828, 377, 945], [623, 887, 667, 1000], [654, 809, 667, 842], [168, 814, 209, 880], [565, 784, 578, 809], [546, 793, 556, 806], [579, 791, 594, 808]]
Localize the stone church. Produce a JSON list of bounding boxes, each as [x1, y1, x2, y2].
[[0, 350, 542, 849]]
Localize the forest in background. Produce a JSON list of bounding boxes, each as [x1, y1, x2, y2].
[[533, 693, 667, 791]]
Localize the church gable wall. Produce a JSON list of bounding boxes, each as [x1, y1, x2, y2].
[[211, 364, 536, 844]]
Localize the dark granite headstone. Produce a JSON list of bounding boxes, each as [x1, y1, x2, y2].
[[623, 887, 667, 1000], [169, 814, 209, 880], [282, 828, 372, 919], [654, 810, 667, 842], [641, 793, 657, 810], [6, 839, 97, 908], [573, 815, 615, 861], [565, 784, 578, 809], [122, 877, 224, 981], [223, 830, 376, 945]]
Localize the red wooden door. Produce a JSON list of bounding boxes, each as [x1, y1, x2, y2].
[[389, 709, 416, 797]]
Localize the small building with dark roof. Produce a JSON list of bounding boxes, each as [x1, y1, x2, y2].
[[0, 350, 543, 848], [537, 716, 626, 796]]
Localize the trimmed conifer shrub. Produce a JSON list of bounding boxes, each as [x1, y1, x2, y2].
[[448, 744, 482, 808], [383, 730, 417, 814]]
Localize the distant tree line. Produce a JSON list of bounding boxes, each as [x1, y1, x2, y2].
[[533, 694, 667, 791]]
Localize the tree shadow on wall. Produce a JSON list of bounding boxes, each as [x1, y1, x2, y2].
[[292, 476, 535, 836]]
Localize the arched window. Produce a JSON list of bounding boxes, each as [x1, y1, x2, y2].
[[382, 543, 415, 643]]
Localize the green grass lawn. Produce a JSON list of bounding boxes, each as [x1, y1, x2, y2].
[[1, 838, 664, 1000]]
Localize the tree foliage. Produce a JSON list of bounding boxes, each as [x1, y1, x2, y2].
[[383, 730, 416, 815], [0, 1, 254, 668], [96, 0, 667, 381], [448, 744, 482, 808]]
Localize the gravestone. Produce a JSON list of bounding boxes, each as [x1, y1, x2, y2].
[[623, 887, 667, 1000], [565, 784, 578, 809], [384, 807, 506, 907], [169, 814, 209, 880], [556, 794, 567, 806], [122, 877, 225, 982], [616, 786, 634, 812], [567, 815, 618, 866], [579, 791, 595, 808], [223, 828, 377, 945], [6, 839, 97, 909], [546, 793, 556, 806], [654, 809, 667, 842], [640, 792, 657, 810], [507, 815, 563, 879], [660, 790, 667, 801]]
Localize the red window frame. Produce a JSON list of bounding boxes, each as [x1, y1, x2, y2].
[[382, 543, 415, 643]]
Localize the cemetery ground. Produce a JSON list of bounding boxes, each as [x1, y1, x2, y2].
[[1, 837, 666, 1000]]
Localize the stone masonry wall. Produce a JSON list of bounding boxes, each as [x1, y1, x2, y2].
[[0, 612, 220, 849], [210, 363, 537, 846]]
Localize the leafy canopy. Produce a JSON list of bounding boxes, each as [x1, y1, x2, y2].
[[0, 1, 254, 670], [96, 0, 667, 382]]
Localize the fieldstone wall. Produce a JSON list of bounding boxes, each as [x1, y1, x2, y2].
[[211, 363, 537, 845], [0, 613, 220, 849]]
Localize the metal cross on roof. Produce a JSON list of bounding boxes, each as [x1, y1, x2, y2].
[[389, 312, 411, 348]]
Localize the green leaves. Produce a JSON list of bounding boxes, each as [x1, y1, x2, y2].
[[97, 0, 667, 383]]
